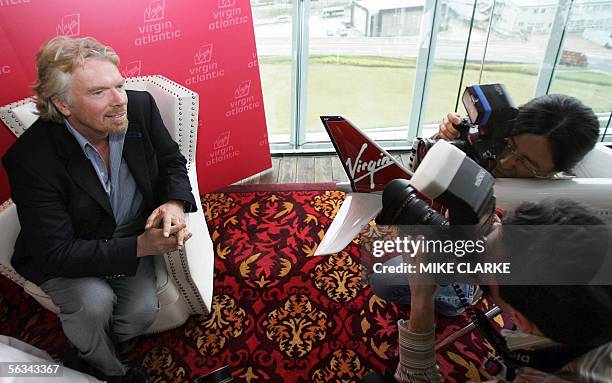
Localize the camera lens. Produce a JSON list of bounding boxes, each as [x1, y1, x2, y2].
[[378, 179, 448, 226], [399, 193, 448, 226]]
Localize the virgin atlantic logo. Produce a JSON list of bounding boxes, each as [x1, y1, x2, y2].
[[227, 80, 260, 118], [186, 43, 225, 85], [214, 131, 231, 149], [122, 61, 142, 77], [218, 0, 235, 8], [259, 134, 269, 147], [211, 0, 248, 30], [234, 80, 251, 99], [135, 0, 181, 46], [56, 14, 80, 37], [345, 144, 394, 189], [0, 0, 31, 7], [194, 44, 213, 65], [144, 0, 165, 22], [248, 51, 258, 69], [207, 131, 239, 166]]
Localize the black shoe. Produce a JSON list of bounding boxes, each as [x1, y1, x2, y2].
[[105, 364, 150, 383], [63, 341, 92, 375]]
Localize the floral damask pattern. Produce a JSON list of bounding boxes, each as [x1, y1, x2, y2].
[[0, 190, 514, 383], [360, 295, 403, 360], [311, 190, 345, 219], [264, 294, 330, 358], [201, 192, 235, 221], [312, 349, 366, 383], [311, 251, 364, 302], [213, 192, 328, 288], [142, 346, 188, 383], [185, 294, 248, 356]]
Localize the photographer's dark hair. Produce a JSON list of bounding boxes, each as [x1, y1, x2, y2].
[[511, 94, 599, 172], [498, 199, 612, 348]]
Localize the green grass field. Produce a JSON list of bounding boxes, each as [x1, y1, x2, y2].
[[258, 56, 612, 135]]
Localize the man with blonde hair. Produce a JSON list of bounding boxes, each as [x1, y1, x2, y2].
[[3, 36, 197, 383]]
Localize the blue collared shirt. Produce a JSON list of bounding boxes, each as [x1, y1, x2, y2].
[[64, 120, 144, 226]]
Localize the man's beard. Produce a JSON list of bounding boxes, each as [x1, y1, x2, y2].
[[108, 118, 129, 134], [105, 107, 129, 134]]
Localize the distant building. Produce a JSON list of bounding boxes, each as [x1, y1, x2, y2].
[[446, 0, 491, 29], [566, 0, 612, 32], [490, 0, 612, 36], [350, 0, 612, 37], [351, 0, 447, 37]]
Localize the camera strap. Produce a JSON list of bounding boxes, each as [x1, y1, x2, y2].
[[451, 284, 592, 379]]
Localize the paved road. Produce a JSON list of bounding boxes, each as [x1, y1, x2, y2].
[[253, 17, 612, 74], [255, 36, 556, 64]]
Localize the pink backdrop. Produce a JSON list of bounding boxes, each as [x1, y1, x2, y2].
[[0, 0, 270, 202]]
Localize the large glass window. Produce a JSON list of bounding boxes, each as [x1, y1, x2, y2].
[[420, 0, 557, 137], [250, 0, 612, 148], [251, 1, 294, 144], [548, 0, 612, 142], [305, 0, 426, 143]]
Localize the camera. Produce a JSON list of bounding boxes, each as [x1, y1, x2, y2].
[[377, 140, 496, 236], [410, 83, 518, 172]]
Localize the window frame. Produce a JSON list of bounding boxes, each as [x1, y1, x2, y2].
[[265, 0, 612, 152]]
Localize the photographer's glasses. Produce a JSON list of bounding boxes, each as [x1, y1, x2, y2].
[[500, 137, 555, 178]]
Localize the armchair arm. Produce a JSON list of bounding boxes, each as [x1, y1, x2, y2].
[[124, 76, 213, 315], [162, 167, 214, 315], [0, 200, 25, 287]]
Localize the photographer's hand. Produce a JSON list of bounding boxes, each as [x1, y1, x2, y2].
[[402, 236, 437, 333], [438, 112, 462, 140], [396, 236, 442, 383]]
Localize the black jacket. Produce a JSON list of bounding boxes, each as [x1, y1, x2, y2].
[[2, 90, 197, 285]]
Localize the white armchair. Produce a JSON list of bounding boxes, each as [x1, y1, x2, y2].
[[0, 75, 214, 333]]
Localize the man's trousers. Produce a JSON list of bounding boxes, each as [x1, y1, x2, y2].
[[40, 256, 159, 376]]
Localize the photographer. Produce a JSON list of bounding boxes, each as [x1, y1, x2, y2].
[[437, 94, 600, 178], [394, 200, 612, 383], [370, 94, 601, 314]]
